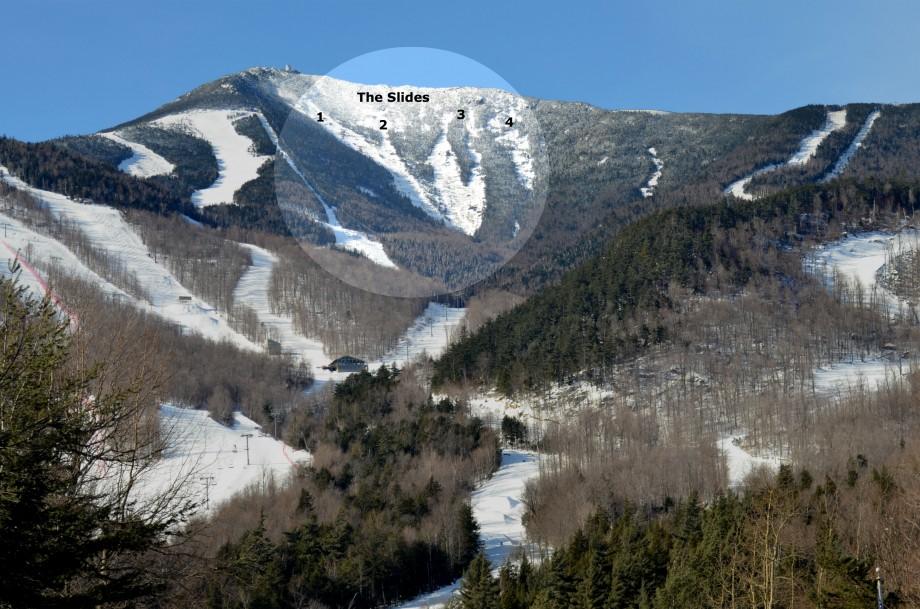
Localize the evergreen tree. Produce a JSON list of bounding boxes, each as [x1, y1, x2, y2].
[[0, 271, 193, 608], [459, 553, 500, 609]]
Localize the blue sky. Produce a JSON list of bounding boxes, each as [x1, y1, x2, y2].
[[2, 0, 918, 141]]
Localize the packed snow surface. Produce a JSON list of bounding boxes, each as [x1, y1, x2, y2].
[[0, 210, 132, 311], [99, 132, 175, 178], [156, 110, 271, 208], [376, 302, 467, 368], [395, 450, 541, 609], [230, 243, 464, 383], [725, 109, 847, 200], [0, 167, 259, 351], [640, 147, 664, 198], [320, 202, 398, 268], [821, 110, 881, 182], [137, 404, 309, 515], [809, 229, 920, 314], [718, 437, 782, 488], [253, 113, 397, 268], [813, 358, 905, 395]]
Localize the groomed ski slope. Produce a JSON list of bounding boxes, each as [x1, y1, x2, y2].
[[99, 131, 175, 178], [0, 167, 259, 351], [155, 110, 271, 208], [396, 450, 541, 609], [821, 110, 881, 182], [725, 108, 847, 200], [232, 243, 347, 384], [253, 113, 397, 268], [231, 243, 464, 381], [376, 302, 467, 369], [136, 404, 310, 516]]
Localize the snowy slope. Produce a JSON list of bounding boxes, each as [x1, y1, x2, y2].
[[231, 243, 464, 382], [0, 167, 259, 350], [277, 74, 542, 236], [396, 450, 541, 609], [808, 229, 920, 314], [155, 110, 271, 208], [253, 113, 397, 268], [376, 302, 467, 368], [725, 109, 847, 200], [136, 404, 310, 515], [813, 358, 905, 395], [232, 243, 347, 386], [0, 211, 133, 320], [821, 110, 881, 182], [99, 131, 175, 178], [639, 147, 663, 198], [718, 437, 782, 487]]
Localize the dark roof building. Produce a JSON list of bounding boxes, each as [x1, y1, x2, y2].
[[323, 356, 368, 373]]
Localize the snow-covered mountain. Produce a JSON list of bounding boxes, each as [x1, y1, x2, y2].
[[47, 68, 915, 297]]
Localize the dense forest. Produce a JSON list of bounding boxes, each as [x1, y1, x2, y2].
[[435, 179, 920, 393], [0, 136, 197, 216], [160, 367, 500, 609], [456, 454, 919, 609]]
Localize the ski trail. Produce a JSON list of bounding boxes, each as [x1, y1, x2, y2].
[[725, 108, 847, 200], [99, 132, 175, 177], [821, 110, 881, 182], [639, 147, 663, 198], [253, 113, 397, 268], [155, 109, 271, 208], [0, 166, 259, 351], [395, 450, 541, 609], [232, 243, 344, 383]]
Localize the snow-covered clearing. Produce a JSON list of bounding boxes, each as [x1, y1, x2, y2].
[[254, 113, 397, 268], [0, 167, 258, 350], [812, 358, 907, 395], [639, 147, 663, 198], [395, 450, 541, 609], [99, 131, 175, 178], [375, 302, 467, 369], [725, 108, 847, 200], [136, 404, 309, 516], [807, 229, 917, 393], [808, 229, 920, 314], [718, 437, 782, 488], [155, 110, 270, 208], [821, 110, 881, 182]]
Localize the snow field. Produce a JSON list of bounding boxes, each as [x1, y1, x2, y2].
[[808, 229, 920, 314], [135, 404, 310, 516], [155, 110, 271, 208], [725, 108, 848, 200], [253, 112, 397, 268], [99, 131, 175, 178], [0, 167, 259, 351], [395, 450, 541, 609], [290, 76, 540, 236]]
